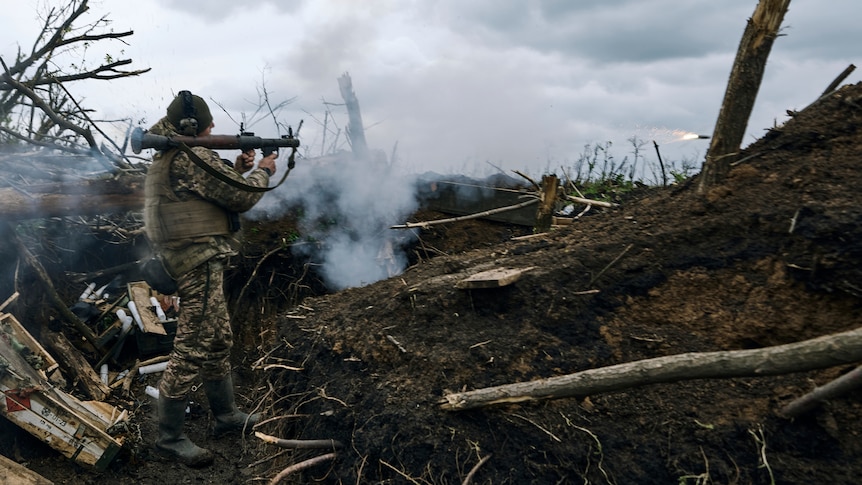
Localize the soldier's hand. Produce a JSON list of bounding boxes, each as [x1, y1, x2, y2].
[[258, 153, 277, 176], [235, 149, 256, 173]]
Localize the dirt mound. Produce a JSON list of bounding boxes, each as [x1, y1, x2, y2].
[[7, 83, 862, 484], [254, 83, 862, 484]]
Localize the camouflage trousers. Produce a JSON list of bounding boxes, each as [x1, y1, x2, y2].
[[159, 258, 233, 399]]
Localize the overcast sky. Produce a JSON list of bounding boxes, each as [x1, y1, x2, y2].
[[2, 0, 860, 179]]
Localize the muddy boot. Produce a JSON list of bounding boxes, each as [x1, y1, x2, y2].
[[156, 395, 213, 467], [203, 375, 261, 438]]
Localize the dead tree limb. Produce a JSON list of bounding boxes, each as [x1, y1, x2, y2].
[[390, 198, 539, 229], [779, 365, 862, 418], [440, 325, 862, 411], [821, 64, 856, 97], [4, 221, 104, 352], [697, 0, 791, 193], [563, 194, 617, 209]]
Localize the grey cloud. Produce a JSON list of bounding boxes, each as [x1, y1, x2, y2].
[[154, 0, 303, 22]]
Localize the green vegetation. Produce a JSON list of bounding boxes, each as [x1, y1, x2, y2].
[[562, 136, 701, 203]]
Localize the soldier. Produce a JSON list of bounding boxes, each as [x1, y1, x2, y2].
[[143, 91, 276, 466]]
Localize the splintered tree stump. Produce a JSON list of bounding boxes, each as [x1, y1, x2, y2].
[[698, 0, 791, 191], [44, 331, 111, 401], [534, 175, 558, 233]]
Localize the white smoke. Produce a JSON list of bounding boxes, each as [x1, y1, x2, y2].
[[248, 149, 420, 290]]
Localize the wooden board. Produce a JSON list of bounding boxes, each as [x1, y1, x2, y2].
[[455, 267, 535, 289], [128, 282, 166, 335]]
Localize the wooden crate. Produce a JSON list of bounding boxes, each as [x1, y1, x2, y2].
[[0, 315, 125, 471]]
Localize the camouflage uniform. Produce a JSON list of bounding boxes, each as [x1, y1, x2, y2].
[[144, 117, 270, 400]]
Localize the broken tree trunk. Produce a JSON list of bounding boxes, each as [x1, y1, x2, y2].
[[440, 325, 862, 411], [697, 0, 791, 193], [337, 72, 369, 160], [0, 175, 144, 220], [779, 364, 862, 418]]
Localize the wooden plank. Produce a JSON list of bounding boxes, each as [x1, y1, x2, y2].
[[0, 453, 54, 485], [456, 267, 535, 289]]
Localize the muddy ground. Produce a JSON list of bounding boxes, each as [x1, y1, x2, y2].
[[3, 81, 862, 484]]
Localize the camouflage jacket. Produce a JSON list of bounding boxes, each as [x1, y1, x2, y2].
[[144, 117, 271, 276]]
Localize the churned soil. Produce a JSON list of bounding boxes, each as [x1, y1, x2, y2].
[[5, 81, 862, 484]]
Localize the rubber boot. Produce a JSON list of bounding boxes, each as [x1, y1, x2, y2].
[[203, 375, 261, 438], [155, 395, 213, 467]]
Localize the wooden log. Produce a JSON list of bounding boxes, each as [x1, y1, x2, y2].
[[0, 175, 143, 220], [779, 365, 862, 418], [697, 0, 791, 192], [44, 331, 111, 401], [440, 326, 862, 411], [0, 451, 54, 484]]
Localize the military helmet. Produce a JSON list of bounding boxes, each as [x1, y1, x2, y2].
[[166, 90, 213, 136]]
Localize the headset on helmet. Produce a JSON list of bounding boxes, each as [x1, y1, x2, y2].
[[177, 90, 199, 136]]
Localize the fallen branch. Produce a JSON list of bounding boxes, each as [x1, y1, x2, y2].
[[4, 221, 104, 352], [255, 431, 344, 450], [779, 365, 862, 418], [440, 326, 862, 411], [268, 452, 337, 485], [391, 198, 538, 229], [820, 63, 856, 97]]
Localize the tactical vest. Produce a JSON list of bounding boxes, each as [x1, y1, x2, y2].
[[144, 149, 234, 243], [144, 149, 235, 276]]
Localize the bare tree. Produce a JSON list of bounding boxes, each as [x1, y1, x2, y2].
[[0, 0, 149, 163]]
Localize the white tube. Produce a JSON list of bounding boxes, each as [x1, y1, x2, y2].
[[149, 296, 168, 322], [112, 369, 129, 383], [100, 364, 109, 385], [95, 283, 109, 298], [79, 282, 96, 301], [116, 309, 133, 332], [138, 361, 168, 375], [127, 301, 145, 331], [145, 385, 189, 413]]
